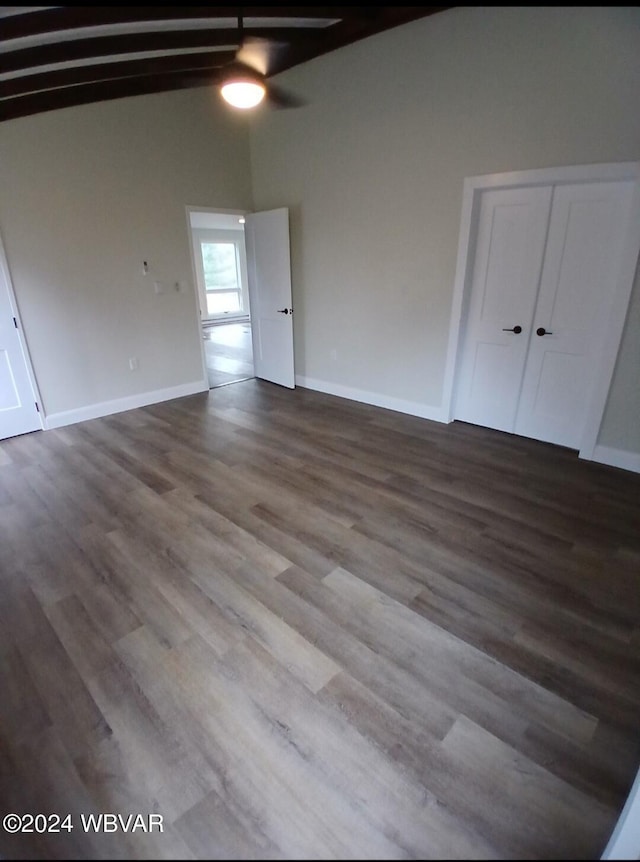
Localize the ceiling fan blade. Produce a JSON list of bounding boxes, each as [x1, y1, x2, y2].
[[266, 81, 306, 110], [237, 37, 286, 77]]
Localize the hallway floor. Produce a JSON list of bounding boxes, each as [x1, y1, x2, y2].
[[203, 321, 254, 389]]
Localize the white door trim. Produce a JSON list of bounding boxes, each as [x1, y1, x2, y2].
[[0, 231, 44, 431], [442, 161, 640, 462]]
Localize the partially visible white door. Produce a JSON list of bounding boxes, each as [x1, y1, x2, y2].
[[244, 208, 295, 388], [0, 247, 41, 440], [514, 181, 636, 448], [454, 186, 552, 431]]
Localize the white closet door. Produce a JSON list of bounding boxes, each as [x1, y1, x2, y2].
[[454, 186, 552, 432], [514, 180, 636, 449]]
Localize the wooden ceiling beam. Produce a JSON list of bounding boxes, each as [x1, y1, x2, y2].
[[2, 28, 323, 75], [1, 69, 226, 124], [0, 52, 237, 100], [1, 7, 349, 41], [321, 7, 453, 50], [267, 6, 454, 76]]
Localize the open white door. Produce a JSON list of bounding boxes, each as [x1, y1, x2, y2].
[[244, 208, 294, 388], [0, 241, 41, 440]]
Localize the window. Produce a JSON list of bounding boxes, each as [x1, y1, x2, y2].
[[190, 224, 249, 322], [200, 241, 243, 315]]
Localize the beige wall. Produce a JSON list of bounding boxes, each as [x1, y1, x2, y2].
[[599, 266, 640, 452], [0, 87, 253, 417], [249, 6, 640, 451]]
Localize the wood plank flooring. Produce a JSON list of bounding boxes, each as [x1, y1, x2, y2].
[[1, 379, 639, 859]]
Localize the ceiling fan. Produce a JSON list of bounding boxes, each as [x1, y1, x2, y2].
[[219, 11, 304, 110]]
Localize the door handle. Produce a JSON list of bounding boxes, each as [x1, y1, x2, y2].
[[277, 308, 292, 315], [502, 325, 522, 334], [536, 327, 552, 336]]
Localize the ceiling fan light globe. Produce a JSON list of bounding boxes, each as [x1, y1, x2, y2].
[[221, 80, 266, 109]]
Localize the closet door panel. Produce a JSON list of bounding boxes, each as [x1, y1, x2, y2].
[[515, 180, 636, 448], [454, 186, 552, 432]]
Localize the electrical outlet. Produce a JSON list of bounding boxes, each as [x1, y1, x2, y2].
[[330, 349, 338, 361], [129, 357, 139, 371], [153, 281, 164, 295]]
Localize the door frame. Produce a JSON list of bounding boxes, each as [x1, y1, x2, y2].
[[442, 161, 640, 461], [0, 231, 44, 432]]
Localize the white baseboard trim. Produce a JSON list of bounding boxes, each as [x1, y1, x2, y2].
[[295, 375, 447, 423], [44, 379, 210, 430], [590, 444, 640, 474]]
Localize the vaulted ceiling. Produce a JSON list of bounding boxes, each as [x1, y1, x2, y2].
[[1, 6, 452, 123]]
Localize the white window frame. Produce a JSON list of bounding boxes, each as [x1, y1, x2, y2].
[[191, 227, 250, 322]]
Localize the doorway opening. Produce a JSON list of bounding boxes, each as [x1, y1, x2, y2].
[[187, 209, 255, 389]]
